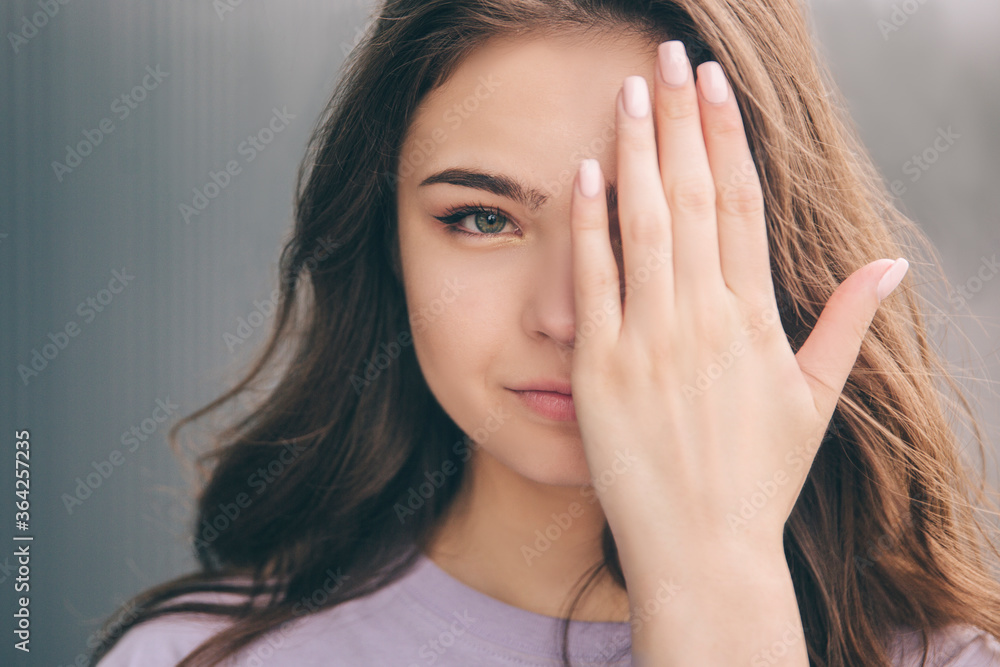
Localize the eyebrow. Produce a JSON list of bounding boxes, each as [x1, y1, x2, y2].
[[419, 167, 618, 214]]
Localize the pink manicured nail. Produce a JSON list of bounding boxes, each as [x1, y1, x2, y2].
[[623, 76, 650, 118], [700, 62, 728, 104], [877, 257, 909, 302], [579, 159, 602, 198], [658, 41, 688, 87]]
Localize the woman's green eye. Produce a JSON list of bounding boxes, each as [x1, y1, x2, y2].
[[435, 204, 519, 237]]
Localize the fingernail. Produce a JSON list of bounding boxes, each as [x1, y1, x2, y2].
[[877, 257, 909, 302], [579, 159, 602, 198], [658, 40, 688, 87], [623, 76, 650, 118], [699, 62, 729, 104]]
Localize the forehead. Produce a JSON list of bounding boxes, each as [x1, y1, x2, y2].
[[400, 31, 657, 192]]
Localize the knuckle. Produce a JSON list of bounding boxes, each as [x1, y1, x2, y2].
[[669, 177, 715, 213], [578, 266, 620, 297], [718, 181, 764, 217], [707, 111, 746, 141], [694, 316, 728, 347], [618, 124, 652, 155], [644, 341, 674, 372], [624, 209, 664, 246], [575, 208, 607, 232], [690, 299, 729, 337], [659, 93, 700, 122]]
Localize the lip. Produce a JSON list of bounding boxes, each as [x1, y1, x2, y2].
[[508, 388, 576, 421], [506, 379, 573, 395]]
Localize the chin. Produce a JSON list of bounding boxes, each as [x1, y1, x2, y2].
[[484, 429, 595, 488]]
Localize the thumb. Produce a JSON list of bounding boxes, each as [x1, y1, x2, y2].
[[794, 257, 909, 420]]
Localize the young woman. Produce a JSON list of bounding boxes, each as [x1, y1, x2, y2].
[[92, 0, 1000, 665]]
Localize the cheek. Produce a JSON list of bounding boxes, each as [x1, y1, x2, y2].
[[397, 214, 523, 398], [407, 268, 506, 382], [408, 288, 496, 440], [407, 265, 524, 429], [402, 235, 519, 354]]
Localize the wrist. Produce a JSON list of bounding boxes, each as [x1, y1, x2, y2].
[[626, 553, 804, 665], [624, 545, 792, 606]]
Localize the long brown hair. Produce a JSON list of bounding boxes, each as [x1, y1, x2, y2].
[[90, 1, 1000, 665]]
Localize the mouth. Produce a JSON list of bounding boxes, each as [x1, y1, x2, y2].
[[512, 389, 571, 396], [507, 388, 576, 421], [506, 379, 573, 396]]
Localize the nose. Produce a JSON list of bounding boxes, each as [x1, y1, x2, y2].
[[522, 219, 626, 353], [522, 235, 577, 351]]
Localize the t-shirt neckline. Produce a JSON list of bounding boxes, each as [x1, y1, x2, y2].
[[400, 549, 632, 663]]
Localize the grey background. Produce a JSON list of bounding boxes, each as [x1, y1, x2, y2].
[[1, 0, 998, 664]]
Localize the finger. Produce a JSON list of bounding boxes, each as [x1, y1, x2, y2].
[[616, 76, 674, 326], [654, 41, 723, 305], [571, 158, 622, 354], [795, 258, 909, 421], [697, 61, 773, 308]]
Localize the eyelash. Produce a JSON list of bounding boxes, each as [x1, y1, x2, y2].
[[433, 202, 522, 238]]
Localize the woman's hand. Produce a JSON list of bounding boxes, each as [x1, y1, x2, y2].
[[568, 40, 908, 665]]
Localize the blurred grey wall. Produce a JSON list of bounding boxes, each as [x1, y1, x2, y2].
[[1, 0, 998, 664]]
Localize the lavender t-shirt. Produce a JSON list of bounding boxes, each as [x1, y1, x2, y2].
[[97, 550, 1000, 666]]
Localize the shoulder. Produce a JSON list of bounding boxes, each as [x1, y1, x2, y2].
[[887, 622, 1000, 667], [96, 571, 411, 666], [96, 587, 249, 667], [96, 612, 233, 667]]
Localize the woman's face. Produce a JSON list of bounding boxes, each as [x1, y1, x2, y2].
[[396, 32, 655, 486]]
